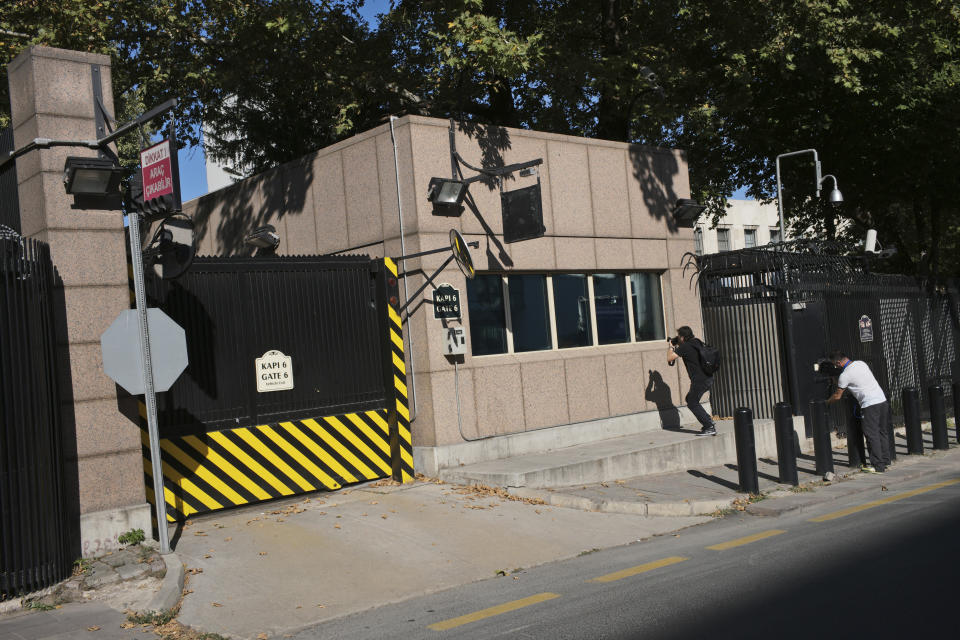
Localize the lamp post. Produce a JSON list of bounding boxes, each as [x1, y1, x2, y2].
[[774, 148, 844, 242]]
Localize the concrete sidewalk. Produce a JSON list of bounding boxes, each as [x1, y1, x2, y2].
[[3, 431, 958, 640]]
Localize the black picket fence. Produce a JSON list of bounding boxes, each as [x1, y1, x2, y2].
[[1, 235, 70, 599], [693, 241, 959, 431]]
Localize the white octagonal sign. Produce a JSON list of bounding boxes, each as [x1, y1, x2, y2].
[[101, 308, 188, 395]]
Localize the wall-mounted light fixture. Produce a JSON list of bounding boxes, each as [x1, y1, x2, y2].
[[674, 198, 707, 228], [427, 177, 468, 216], [244, 224, 280, 252], [63, 156, 125, 196]]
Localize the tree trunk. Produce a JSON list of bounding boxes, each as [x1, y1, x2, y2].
[[595, 0, 629, 142]]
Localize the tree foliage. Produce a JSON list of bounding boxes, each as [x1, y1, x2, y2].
[[2, 0, 958, 276]]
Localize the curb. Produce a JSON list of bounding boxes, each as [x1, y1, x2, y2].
[[746, 454, 959, 517], [143, 553, 184, 614], [507, 487, 734, 517]]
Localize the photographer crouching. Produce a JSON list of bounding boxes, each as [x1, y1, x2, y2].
[[666, 326, 717, 436]]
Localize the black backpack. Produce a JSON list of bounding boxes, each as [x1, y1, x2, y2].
[[693, 339, 721, 375]]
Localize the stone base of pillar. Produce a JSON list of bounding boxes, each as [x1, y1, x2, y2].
[[79, 502, 154, 558]]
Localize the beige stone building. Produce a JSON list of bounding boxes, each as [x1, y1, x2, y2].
[[186, 115, 705, 474]]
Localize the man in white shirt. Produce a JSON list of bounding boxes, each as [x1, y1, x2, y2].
[[827, 350, 892, 472]]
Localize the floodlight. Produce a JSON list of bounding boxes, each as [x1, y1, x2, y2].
[[427, 177, 468, 216], [674, 199, 707, 228], [63, 156, 124, 196]]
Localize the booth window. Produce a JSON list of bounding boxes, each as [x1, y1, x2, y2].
[[467, 271, 666, 356], [552, 274, 593, 349], [466, 274, 507, 355], [630, 273, 665, 342], [593, 273, 629, 345], [507, 275, 552, 352]]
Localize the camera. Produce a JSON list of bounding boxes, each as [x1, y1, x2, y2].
[[814, 358, 843, 377], [667, 336, 681, 347]]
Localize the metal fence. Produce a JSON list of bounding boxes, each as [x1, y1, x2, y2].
[[0, 127, 20, 233], [694, 242, 959, 427], [1, 235, 69, 600], [146, 254, 391, 434]]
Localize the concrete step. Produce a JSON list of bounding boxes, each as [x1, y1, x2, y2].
[[439, 418, 788, 488]]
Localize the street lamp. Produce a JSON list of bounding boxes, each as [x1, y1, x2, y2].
[[774, 149, 844, 243]]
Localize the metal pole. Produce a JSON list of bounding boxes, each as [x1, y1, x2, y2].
[[953, 382, 960, 444], [127, 210, 170, 553], [774, 149, 818, 243], [929, 385, 949, 450], [886, 400, 897, 461], [844, 396, 866, 468], [810, 399, 834, 475], [733, 407, 759, 494], [774, 402, 798, 485], [903, 387, 924, 454]]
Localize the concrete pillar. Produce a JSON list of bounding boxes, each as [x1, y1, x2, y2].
[[8, 46, 150, 556]]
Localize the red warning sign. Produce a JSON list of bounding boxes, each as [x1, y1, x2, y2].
[[140, 139, 174, 201]]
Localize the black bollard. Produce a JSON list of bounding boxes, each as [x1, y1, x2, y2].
[[774, 402, 798, 485], [903, 387, 924, 454], [733, 407, 759, 494], [844, 397, 866, 468], [930, 385, 949, 450], [886, 401, 897, 462], [810, 399, 834, 475], [953, 382, 960, 444]]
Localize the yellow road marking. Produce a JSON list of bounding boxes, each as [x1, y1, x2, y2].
[[588, 556, 688, 583], [809, 478, 960, 522], [427, 593, 560, 631], [707, 529, 786, 551]]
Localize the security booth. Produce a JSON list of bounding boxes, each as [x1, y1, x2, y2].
[[184, 114, 706, 479]]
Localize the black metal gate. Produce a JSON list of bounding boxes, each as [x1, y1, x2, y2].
[[694, 243, 959, 425], [1, 236, 69, 600], [138, 253, 412, 521]]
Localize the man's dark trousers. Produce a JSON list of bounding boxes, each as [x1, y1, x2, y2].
[[861, 401, 892, 469], [686, 377, 715, 429]]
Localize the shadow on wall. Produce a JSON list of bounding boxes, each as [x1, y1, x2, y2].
[[191, 155, 315, 256], [645, 369, 680, 429], [629, 146, 680, 234], [455, 121, 517, 271]]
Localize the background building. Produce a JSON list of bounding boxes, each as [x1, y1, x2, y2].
[[694, 199, 784, 255]]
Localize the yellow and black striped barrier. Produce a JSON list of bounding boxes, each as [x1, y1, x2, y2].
[[134, 255, 413, 521]]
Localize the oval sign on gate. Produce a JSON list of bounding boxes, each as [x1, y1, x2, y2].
[[449, 229, 475, 280], [256, 350, 294, 392]]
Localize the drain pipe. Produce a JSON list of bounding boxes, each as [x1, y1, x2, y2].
[[389, 116, 417, 422]]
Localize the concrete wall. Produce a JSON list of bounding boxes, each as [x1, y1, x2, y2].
[[185, 116, 702, 457], [8, 46, 150, 555]]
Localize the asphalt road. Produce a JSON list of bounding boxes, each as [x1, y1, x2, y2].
[[292, 469, 960, 639]]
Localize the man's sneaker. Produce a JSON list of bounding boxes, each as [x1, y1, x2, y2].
[[696, 426, 717, 437], [860, 465, 878, 473]]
